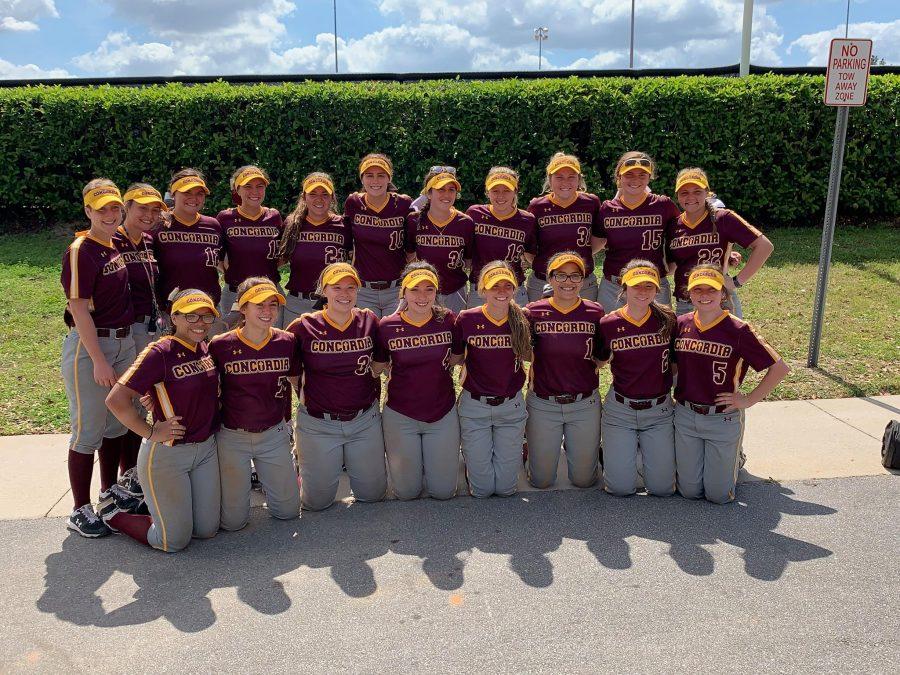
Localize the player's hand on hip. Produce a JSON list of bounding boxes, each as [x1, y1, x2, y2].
[[716, 390, 750, 413], [93, 360, 117, 388], [151, 416, 186, 443], [729, 250, 743, 267], [139, 394, 153, 412]]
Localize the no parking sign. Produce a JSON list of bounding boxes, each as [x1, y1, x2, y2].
[[824, 39, 872, 106]]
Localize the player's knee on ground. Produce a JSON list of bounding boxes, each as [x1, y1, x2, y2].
[[267, 496, 300, 520], [676, 480, 704, 500], [193, 522, 219, 539], [704, 487, 735, 505], [301, 494, 335, 511], [570, 472, 598, 489], [219, 514, 249, 532], [352, 483, 386, 503], [604, 480, 637, 497]]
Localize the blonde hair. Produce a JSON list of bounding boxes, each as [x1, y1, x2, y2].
[[417, 165, 456, 223], [359, 153, 398, 192], [229, 165, 270, 192], [541, 152, 588, 194], [82, 177, 118, 198], [613, 150, 657, 182], [617, 258, 676, 340], [168, 167, 206, 192], [279, 172, 340, 260], [477, 261, 531, 361], [485, 166, 520, 207]]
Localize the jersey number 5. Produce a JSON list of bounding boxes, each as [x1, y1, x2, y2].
[[641, 229, 663, 251], [712, 360, 728, 385]]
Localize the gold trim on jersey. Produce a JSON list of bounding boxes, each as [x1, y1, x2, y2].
[[116, 225, 144, 246], [172, 213, 200, 227], [236, 206, 264, 221], [693, 310, 730, 332], [620, 192, 648, 211], [548, 192, 579, 209], [363, 193, 388, 214], [488, 205, 516, 222], [400, 311, 432, 328], [305, 214, 331, 227], [68, 236, 86, 298], [548, 297, 582, 315], [168, 335, 198, 352], [618, 307, 651, 327], [480, 305, 508, 327], [680, 211, 707, 229], [426, 209, 457, 228], [237, 326, 273, 351], [322, 307, 355, 332]]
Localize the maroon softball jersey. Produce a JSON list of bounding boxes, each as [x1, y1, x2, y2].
[[153, 214, 224, 305], [287, 308, 380, 416], [452, 307, 526, 399], [525, 298, 604, 398], [405, 209, 474, 294], [594, 193, 680, 279], [208, 327, 300, 432], [113, 226, 158, 318], [217, 207, 283, 288], [465, 204, 537, 286], [61, 231, 134, 329], [674, 311, 780, 406], [343, 192, 412, 282], [595, 307, 675, 399], [527, 192, 601, 279], [285, 215, 352, 295], [666, 209, 762, 300], [376, 311, 456, 423], [120, 336, 220, 444]]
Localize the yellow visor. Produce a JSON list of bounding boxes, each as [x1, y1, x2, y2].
[[675, 172, 709, 193], [687, 268, 724, 291], [480, 267, 517, 291], [547, 157, 581, 175], [322, 262, 361, 287], [359, 157, 392, 177], [234, 168, 269, 187], [485, 173, 518, 191], [123, 187, 168, 210], [171, 292, 220, 317], [238, 283, 285, 307], [303, 177, 334, 195], [170, 176, 210, 194], [401, 269, 439, 291], [618, 163, 652, 176], [84, 186, 125, 210], [423, 172, 461, 194], [622, 266, 660, 289], [547, 253, 586, 275]]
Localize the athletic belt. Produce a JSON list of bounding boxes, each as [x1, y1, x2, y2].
[[95, 326, 131, 338], [679, 400, 728, 415], [614, 392, 667, 410], [306, 407, 368, 422], [362, 279, 399, 290], [535, 391, 594, 405], [287, 290, 317, 300], [471, 394, 514, 406]]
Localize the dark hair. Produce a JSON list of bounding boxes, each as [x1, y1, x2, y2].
[[675, 167, 719, 233], [397, 260, 450, 322], [359, 153, 399, 192], [477, 261, 531, 362], [617, 259, 677, 340], [279, 171, 339, 261], [163, 287, 209, 336]]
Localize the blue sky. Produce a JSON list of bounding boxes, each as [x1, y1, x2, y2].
[[0, 1, 896, 78]]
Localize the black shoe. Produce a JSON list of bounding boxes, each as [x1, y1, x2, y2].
[[251, 470, 262, 491], [67, 505, 111, 538], [96, 494, 122, 533], [117, 467, 143, 498], [99, 484, 143, 514]]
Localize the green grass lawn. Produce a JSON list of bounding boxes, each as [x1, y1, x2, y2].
[[1, 225, 898, 435]]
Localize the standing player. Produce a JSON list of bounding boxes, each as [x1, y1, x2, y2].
[[453, 262, 532, 498], [217, 166, 284, 327], [405, 166, 474, 314], [524, 252, 604, 489], [374, 262, 461, 500], [465, 167, 537, 308], [667, 168, 774, 316], [209, 278, 300, 529], [113, 183, 166, 477], [344, 153, 413, 317], [279, 172, 351, 325], [595, 260, 677, 497], [526, 152, 602, 302], [286, 262, 387, 511], [102, 289, 222, 552], [61, 179, 139, 537], [673, 265, 789, 503], [592, 151, 680, 311]]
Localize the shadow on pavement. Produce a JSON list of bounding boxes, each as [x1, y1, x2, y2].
[[37, 481, 835, 632]]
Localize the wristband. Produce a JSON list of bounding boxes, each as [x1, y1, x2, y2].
[[145, 421, 156, 440], [731, 275, 743, 288]]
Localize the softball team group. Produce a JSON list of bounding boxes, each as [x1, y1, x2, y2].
[[61, 151, 789, 552]]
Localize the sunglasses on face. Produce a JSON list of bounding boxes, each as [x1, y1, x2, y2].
[[429, 165, 457, 175], [551, 272, 585, 283], [622, 157, 652, 169], [180, 313, 216, 324]]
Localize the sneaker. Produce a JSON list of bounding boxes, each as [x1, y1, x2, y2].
[[251, 470, 262, 492], [96, 494, 122, 533], [67, 504, 111, 538], [118, 467, 143, 498], [99, 484, 143, 514]]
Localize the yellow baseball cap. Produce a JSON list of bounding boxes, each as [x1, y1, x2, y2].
[[480, 266, 517, 291], [547, 156, 581, 175], [238, 283, 285, 307], [687, 268, 725, 291], [123, 186, 168, 210], [83, 186, 125, 210], [401, 269, 439, 291], [485, 172, 518, 191], [547, 253, 586, 275], [622, 266, 660, 289], [170, 176, 210, 194], [359, 157, 392, 177], [171, 292, 220, 317], [675, 171, 709, 193], [423, 172, 461, 194], [321, 262, 361, 287], [303, 175, 335, 195], [234, 168, 269, 187]]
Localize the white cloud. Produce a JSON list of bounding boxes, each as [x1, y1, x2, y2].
[[0, 0, 57, 31], [789, 19, 900, 66], [0, 56, 67, 78], [72, 32, 179, 76]]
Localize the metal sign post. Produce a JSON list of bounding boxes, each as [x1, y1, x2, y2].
[[807, 38, 872, 367]]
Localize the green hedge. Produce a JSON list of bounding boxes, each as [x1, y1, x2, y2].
[[0, 75, 897, 228]]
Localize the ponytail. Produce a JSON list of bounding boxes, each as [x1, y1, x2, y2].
[[617, 258, 677, 341], [507, 301, 532, 363]]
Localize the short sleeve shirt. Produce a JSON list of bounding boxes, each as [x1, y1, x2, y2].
[[217, 207, 283, 287], [61, 231, 134, 329], [466, 204, 538, 286], [595, 308, 675, 399], [153, 214, 224, 305], [343, 192, 412, 283], [527, 192, 601, 279], [594, 193, 680, 279]]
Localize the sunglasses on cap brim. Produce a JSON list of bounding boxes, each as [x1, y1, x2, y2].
[[622, 157, 652, 170], [429, 165, 456, 176]]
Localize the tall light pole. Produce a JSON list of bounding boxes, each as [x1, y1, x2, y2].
[[629, 0, 635, 68], [333, 0, 339, 73], [740, 0, 753, 76], [533, 27, 549, 70]]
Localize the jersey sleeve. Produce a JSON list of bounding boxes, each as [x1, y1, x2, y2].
[[738, 322, 780, 372], [285, 333, 303, 377], [404, 213, 419, 254], [662, 196, 681, 227], [462, 215, 475, 259], [588, 193, 602, 232], [523, 212, 539, 255], [451, 315, 467, 356], [593, 203, 609, 238], [719, 210, 762, 249], [593, 323, 612, 361], [119, 343, 166, 395], [373, 318, 390, 362], [61, 239, 98, 301]]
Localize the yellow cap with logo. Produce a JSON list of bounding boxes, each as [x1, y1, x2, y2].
[[84, 186, 125, 210], [238, 283, 285, 307], [321, 262, 361, 287], [171, 292, 220, 316], [687, 268, 724, 291], [622, 266, 660, 289]]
